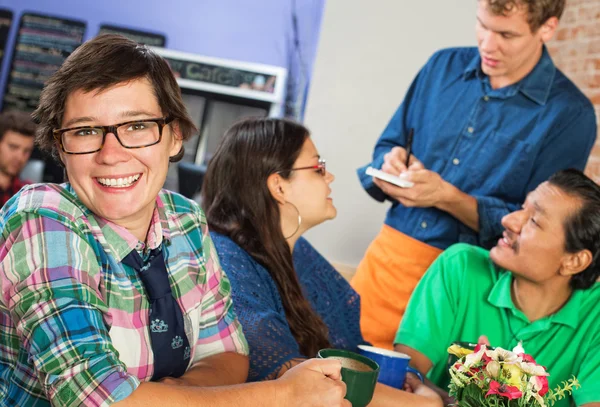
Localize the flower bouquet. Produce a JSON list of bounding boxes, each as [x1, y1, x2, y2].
[[447, 343, 580, 407]]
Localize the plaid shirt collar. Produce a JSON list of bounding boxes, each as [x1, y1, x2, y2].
[[63, 183, 173, 263]]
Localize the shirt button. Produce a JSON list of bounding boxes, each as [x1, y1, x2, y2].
[[453, 158, 460, 165], [468, 127, 474, 133], [483, 96, 489, 101], [421, 221, 428, 229]]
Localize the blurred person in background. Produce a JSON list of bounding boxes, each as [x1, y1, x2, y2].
[[0, 111, 35, 207]]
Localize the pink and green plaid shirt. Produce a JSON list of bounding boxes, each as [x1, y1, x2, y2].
[[0, 183, 248, 406]]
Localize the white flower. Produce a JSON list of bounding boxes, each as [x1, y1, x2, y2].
[[486, 347, 522, 364], [520, 362, 549, 377], [486, 360, 501, 378], [512, 342, 525, 354]]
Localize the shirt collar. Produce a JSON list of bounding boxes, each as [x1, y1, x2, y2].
[[65, 184, 173, 263], [463, 51, 481, 81], [517, 46, 556, 105], [488, 269, 580, 329], [463, 46, 556, 105]]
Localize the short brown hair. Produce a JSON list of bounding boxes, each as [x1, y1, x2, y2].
[[485, 0, 565, 31], [0, 111, 36, 142], [33, 34, 196, 162]]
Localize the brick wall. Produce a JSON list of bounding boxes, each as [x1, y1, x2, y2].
[[547, 0, 600, 182]]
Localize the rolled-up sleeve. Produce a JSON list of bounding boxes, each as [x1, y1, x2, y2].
[[475, 195, 520, 248], [0, 213, 139, 406], [475, 102, 596, 248]]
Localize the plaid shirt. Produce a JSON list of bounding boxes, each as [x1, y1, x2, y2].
[[0, 177, 29, 209], [0, 183, 248, 406]]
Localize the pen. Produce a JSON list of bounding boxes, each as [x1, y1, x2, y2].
[[405, 128, 414, 168]]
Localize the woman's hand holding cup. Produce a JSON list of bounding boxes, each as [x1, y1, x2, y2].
[[278, 358, 351, 407]]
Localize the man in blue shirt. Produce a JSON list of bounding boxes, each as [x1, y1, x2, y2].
[[352, 0, 597, 350]]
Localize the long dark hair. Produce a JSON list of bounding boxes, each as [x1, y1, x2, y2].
[[202, 117, 331, 357]]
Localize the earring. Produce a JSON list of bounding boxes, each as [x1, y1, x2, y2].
[[283, 201, 302, 239]]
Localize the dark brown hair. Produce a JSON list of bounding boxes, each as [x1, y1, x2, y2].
[[0, 111, 36, 142], [202, 117, 331, 357], [547, 169, 600, 290], [484, 0, 565, 31], [33, 34, 196, 162]]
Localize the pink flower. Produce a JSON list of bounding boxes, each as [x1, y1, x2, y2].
[[469, 344, 494, 366], [485, 380, 523, 400], [519, 353, 537, 364], [530, 375, 549, 396], [464, 347, 486, 368]]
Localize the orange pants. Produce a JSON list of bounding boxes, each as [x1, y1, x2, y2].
[[351, 225, 442, 349]]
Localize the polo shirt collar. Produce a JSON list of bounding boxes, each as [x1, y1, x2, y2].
[[488, 269, 580, 329], [462, 46, 556, 105]]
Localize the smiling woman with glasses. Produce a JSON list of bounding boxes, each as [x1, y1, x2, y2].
[[0, 35, 351, 407], [202, 117, 442, 407]]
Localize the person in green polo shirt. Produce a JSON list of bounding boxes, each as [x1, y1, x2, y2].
[[394, 168, 600, 407]]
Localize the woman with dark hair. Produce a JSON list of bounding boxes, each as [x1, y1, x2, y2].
[[203, 117, 442, 406]]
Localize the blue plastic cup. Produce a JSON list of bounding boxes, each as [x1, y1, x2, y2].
[[357, 345, 423, 389]]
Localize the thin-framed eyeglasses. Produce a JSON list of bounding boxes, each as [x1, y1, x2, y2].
[[280, 158, 327, 176], [52, 117, 173, 155]]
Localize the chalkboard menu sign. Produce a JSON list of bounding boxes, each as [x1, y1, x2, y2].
[[99, 24, 166, 47], [2, 13, 86, 112], [0, 9, 12, 68]]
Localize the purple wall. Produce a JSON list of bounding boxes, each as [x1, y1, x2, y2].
[[0, 0, 325, 118]]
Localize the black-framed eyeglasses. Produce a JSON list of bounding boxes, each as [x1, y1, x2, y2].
[[280, 158, 327, 176], [53, 117, 173, 155]]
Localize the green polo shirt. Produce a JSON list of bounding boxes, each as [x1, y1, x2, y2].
[[395, 243, 600, 407]]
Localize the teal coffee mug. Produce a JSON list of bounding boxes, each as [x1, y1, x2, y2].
[[317, 348, 380, 407]]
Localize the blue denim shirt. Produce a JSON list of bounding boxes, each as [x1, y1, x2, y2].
[[358, 47, 596, 250]]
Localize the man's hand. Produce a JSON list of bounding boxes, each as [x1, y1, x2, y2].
[[374, 168, 448, 208], [377, 147, 448, 208], [374, 148, 480, 231], [402, 375, 453, 407], [278, 359, 350, 407], [404, 374, 443, 403], [381, 146, 423, 175], [478, 335, 491, 347]]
